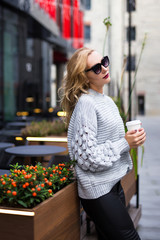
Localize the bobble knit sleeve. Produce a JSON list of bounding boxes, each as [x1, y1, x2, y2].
[[70, 96, 130, 172]]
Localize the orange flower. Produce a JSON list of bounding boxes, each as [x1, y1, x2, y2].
[[48, 182, 52, 186], [12, 182, 17, 187], [12, 191, 17, 196], [32, 192, 37, 197]]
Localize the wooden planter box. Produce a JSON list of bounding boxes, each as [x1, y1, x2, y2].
[[121, 168, 136, 207], [121, 150, 142, 228], [0, 182, 80, 240]]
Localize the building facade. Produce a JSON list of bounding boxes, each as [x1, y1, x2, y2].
[[135, 0, 160, 115], [83, 0, 127, 106], [84, 0, 160, 117], [0, 0, 85, 124]]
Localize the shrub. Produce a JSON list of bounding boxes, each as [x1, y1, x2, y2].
[[0, 161, 74, 208], [21, 119, 67, 137]]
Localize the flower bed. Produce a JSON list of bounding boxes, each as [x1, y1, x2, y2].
[[0, 161, 74, 208]]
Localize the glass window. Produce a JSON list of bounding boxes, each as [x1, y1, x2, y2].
[[126, 55, 136, 71], [26, 38, 34, 57], [2, 9, 19, 121], [85, 0, 91, 10], [0, 10, 2, 122], [127, 0, 136, 12], [84, 24, 91, 41], [127, 26, 136, 41]]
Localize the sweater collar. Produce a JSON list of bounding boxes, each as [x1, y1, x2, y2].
[[88, 88, 105, 97]]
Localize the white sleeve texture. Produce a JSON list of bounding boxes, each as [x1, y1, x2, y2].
[[70, 97, 130, 172]]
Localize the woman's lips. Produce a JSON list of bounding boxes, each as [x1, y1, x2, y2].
[[103, 73, 109, 79]]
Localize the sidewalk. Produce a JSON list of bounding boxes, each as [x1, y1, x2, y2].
[[82, 116, 160, 240], [136, 116, 160, 240]]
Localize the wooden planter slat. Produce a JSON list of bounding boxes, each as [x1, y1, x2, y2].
[[121, 168, 136, 206]]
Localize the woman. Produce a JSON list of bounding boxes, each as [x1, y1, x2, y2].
[[60, 47, 146, 240]]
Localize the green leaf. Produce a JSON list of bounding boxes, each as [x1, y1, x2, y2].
[[17, 200, 28, 208], [141, 145, 145, 167], [130, 148, 137, 179]]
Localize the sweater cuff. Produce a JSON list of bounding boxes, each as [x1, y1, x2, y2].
[[112, 138, 130, 155]]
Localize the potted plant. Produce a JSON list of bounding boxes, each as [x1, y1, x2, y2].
[[0, 161, 80, 240], [21, 119, 68, 157], [21, 119, 67, 137]]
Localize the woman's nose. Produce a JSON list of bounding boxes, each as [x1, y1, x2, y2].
[[101, 65, 108, 73]]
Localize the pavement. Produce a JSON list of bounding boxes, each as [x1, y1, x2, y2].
[[82, 115, 160, 240], [136, 116, 160, 240]]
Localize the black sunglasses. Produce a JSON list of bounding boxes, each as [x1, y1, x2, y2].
[[85, 56, 110, 74]]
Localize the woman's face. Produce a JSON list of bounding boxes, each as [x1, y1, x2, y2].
[[86, 51, 110, 93]]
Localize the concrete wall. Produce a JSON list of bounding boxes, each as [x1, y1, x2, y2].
[[84, 0, 125, 96], [135, 0, 160, 115]]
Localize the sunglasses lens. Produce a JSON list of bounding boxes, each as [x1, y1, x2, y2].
[[92, 64, 101, 74], [102, 56, 109, 68]]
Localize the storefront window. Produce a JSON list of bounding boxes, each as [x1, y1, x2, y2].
[[3, 9, 18, 121], [0, 7, 3, 124]]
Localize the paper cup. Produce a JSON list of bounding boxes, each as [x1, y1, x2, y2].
[[126, 120, 142, 131]]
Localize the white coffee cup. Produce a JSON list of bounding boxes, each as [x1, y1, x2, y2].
[[126, 120, 142, 131]]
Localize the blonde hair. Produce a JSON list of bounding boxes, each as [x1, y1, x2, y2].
[[59, 47, 94, 126]]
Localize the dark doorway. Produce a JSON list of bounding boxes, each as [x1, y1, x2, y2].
[[138, 95, 145, 115]]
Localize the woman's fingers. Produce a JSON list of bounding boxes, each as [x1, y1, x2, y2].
[[135, 130, 146, 146], [125, 128, 146, 148]]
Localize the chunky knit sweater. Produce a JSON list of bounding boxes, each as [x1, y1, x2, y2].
[[67, 89, 133, 199]]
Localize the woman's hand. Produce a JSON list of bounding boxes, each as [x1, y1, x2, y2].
[[125, 128, 146, 149]]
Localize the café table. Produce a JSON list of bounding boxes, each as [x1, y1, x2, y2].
[[0, 129, 22, 137], [0, 142, 15, 150], [6, 122, 29, 129], [5, 145, 66, 166], [0, 129, 23, 143], [0, 142, 15, 172]]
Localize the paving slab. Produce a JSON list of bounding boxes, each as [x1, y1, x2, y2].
[[137, 116, 160, 240]]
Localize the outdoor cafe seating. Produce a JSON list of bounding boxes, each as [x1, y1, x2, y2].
[[0, 142, 15, 175]]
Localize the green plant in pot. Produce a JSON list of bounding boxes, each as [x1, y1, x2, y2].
[[21, 119, 67, 137], [0, 161, 74, 208]]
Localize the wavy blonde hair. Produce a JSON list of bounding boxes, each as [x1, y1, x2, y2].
[[59, 47, 94, 126]]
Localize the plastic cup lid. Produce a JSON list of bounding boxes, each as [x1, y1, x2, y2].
[[126, 120, 141, 126]]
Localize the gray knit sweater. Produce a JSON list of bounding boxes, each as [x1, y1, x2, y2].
[[67, 89, 133, 199]]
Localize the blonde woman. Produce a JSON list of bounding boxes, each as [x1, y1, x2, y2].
[[60, 47, 146, 240]]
